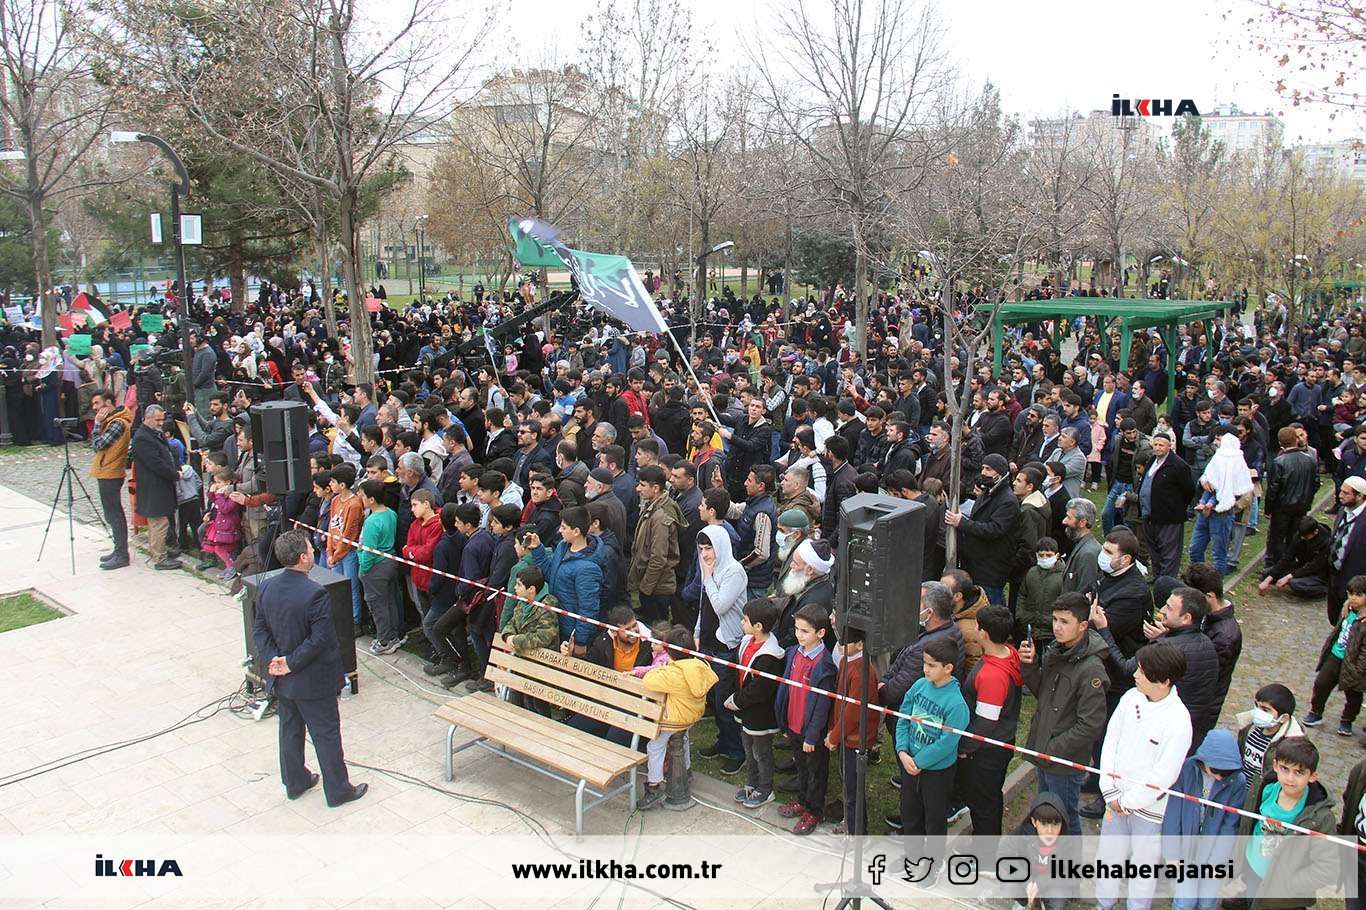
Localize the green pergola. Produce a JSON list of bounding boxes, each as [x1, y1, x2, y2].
[[991, 299, 1233, 414]]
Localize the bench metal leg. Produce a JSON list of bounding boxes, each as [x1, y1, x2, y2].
[[446, 724, 456, 781], [575, 779, 586, 839], [628, 767, 638, 810]]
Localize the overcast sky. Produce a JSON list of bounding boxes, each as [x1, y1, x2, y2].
[[482, 0, 1356, 144]]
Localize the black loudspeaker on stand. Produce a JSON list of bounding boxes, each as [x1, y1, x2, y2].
[[241, 566, 358, 695], [817, 493, 925, 910], [250, 401, 310, 495]]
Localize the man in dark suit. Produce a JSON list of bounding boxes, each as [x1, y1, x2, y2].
[[252, 530, 367, 807], [1136, 432, 1197, 579], [130, 404, 183, 571], [1328, 476, 1366, 625]]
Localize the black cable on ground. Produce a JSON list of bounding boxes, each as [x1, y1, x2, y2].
[[345, 759, 699, 910], [0, 687, 247, 789]]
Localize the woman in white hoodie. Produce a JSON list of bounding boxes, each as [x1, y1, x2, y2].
[[1095, 641, 1193, 910], [1189, 429, 1254, 575], [693, 524, 750, 772]]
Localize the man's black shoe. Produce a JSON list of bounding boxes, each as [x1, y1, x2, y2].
[[774, 757, 796, 773], [167, 548, 182, 560], [423, 659, 454, 677], [99, 550, 117, 562], [884, 814, 902, 832], [699, 743, 724, 759], [154, 558, 183, 571], [100, 556, 130, 570], [1080, 796, 1106, 819], [328, 782, 368, 807], [890, 773, 901, 790], [824, 798, 844, 822], [720, 757, 744, 775], [287, 772, 320, 800]]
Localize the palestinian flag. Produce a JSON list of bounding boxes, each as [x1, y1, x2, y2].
[[70, 292, 109, 327]]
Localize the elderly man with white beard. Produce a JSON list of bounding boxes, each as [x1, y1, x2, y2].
[[772, 538, 837, 649]]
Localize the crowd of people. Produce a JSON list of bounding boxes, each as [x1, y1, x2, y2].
[[3, 276, 1366, 904]]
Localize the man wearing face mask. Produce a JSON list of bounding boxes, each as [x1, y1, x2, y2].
[[945, 454, 1020, 607], [1078, 528, 1154, 819]]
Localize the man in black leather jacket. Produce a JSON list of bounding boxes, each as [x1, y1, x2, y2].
[[1264, 426, 1320, 571]]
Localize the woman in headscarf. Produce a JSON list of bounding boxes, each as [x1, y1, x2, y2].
[[35, 346, 63, 444], [1189, 428, 1254, 575], [692, 524, 749, 771]]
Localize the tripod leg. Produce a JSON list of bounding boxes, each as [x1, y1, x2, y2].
[[68, 468, 110, 534], [37, 466, 69, 561], [66, 468, 77, 575]]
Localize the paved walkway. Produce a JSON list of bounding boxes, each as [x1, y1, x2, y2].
[[0, 481, 967, 909]]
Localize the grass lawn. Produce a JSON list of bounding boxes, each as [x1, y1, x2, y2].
[[0, 591, 64, 633]]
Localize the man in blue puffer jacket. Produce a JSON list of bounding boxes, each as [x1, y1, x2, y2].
[[528, 505, 603, 655]]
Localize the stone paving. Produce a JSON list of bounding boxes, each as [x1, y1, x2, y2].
[[0, 479, 970, 909]]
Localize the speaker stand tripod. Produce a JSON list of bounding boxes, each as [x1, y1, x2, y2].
[[38, 423, 110, 574], [815, 617, 893, 910]]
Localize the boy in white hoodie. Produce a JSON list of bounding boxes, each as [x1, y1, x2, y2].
[[1096, 641, 1193, 910]]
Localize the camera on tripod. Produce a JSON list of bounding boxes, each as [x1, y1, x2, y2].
[[52, 417, 81, 428]]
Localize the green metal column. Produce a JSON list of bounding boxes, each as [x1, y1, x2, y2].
[[992, 316, 1004, 374], [1204, 319, 1215, 367], [1119, 318, 1132, 375], [1165, 323, 1179, 416]]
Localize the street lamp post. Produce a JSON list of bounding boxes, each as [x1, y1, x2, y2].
[[416, 216, 427, 302], [111, 131, 193, 404], [0, 148, 25, 446], [692, 240, 734, 352]]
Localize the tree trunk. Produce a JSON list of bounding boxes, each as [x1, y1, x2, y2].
[[317, 230, 338, 338], [228, 236, 246, 313], [782, 207, 793, 321], [941, 281, 960, 567], [693, 224, 708, 355], [28, 188, 55, 348], [338, 190, 372, 384], [854, 227, 868, 357]]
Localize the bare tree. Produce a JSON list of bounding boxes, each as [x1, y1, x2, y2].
[[756, 0, 952, 356], [1021, 112, 1096, 296], [0, 0, 117, 345], [580, 0, 694, 253], [96, 0, 491, 383], [1082, 116, 1160, 295], [890, 84, 1030, 565], [1225, 0, 1364, 116], [672, 70, 743, 348]]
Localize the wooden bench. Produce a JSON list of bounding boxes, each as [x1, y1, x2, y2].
[[434, 632, 666, 836]]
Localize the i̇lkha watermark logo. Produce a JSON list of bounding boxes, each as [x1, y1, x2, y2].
[[95, 854, 183, 877], [1112, 95, 1201, 116]]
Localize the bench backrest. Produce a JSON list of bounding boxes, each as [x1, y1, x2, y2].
[[485, 633, 665, 740]]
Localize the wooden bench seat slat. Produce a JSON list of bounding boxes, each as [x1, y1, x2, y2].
[[483, 667, 661, 739], [491, 633, 660, 698], [489, 649, 663, 721], [435, 705, 642, 787], [435, 696, 643, 769], [440, 634, 668, 836]]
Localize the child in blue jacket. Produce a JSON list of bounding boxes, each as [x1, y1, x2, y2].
[[1161, 729, 1247, 910], [773, 603, 837, 836], [896, 635, 969, 887]]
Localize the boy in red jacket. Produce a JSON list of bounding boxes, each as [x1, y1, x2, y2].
[[402, 490, 443, 618], [825, 626, 881, 835], [957, 604, 1023, 837]]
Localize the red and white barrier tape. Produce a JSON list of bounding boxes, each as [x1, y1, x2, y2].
[[290, 518, 1364, 853]]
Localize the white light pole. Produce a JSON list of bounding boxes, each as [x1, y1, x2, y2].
[[110, 131, 194, 403]]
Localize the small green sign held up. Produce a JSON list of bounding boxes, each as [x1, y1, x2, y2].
[[66, 334, 92, 356], [140, 313, 165, 333]]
